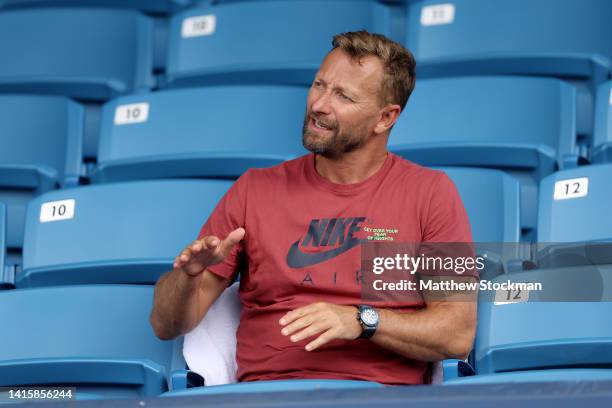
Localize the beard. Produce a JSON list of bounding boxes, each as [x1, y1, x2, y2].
[[302, 111, 369, 159]]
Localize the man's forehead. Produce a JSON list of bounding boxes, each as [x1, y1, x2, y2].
[[316, 49, 383, 94]]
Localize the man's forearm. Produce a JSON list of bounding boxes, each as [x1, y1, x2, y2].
[[372, 302, 476, 362], [150, 268, 203, 340]]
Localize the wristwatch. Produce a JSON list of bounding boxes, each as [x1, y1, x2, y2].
[[357, 304, 379, 339]]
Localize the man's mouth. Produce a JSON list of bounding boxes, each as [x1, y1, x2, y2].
[[310, 117, 334, 131]]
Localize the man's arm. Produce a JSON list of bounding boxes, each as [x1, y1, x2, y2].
[[279, 297, 476, 361], [150, 228, 245, 340], [373, 300, 476, 361]]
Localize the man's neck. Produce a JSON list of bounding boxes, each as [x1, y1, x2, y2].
[[314, 147, 389, 185]]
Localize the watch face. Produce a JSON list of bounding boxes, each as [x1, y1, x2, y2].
[[361, 308, 378, 326]]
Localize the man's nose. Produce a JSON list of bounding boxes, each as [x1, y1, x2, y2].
[[311, 91, 332, 115]]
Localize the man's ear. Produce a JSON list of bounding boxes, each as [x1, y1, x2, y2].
[[374, 104, 402, 135]]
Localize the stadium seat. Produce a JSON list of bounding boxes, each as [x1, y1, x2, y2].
[[537, 164, 612, 243], [18, 179, 232, 287], [392, 76, 578, 234], [405, 0, 612, 82], [391, 76, 578, 179], [0, 285, 195, 398], [92, 85, 308, 182], [474, 265, 612, 375], [473, 164, 612, 376], [0, 95, 84, 252], [592, 81, 612, 163], [165, 0, 399, 87], [0, 0, 194, 13], [0, 8, 154, 100], [441, 168, 520, 243]]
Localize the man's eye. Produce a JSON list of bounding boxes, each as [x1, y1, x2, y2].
[[339, 93, 352, 102]]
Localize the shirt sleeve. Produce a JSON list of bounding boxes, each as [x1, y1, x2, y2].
[[422, 172, 478, 280], [423, 172, 473, 243], [196, 170, 251, 280]]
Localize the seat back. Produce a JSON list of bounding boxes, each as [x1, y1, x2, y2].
[[20, 179, 232, 287], [405, 0, 612, 80], [0, 0, 194, 13], [592, 81, 612, 163], [441, 168, 520, 243], [0, 285, 181, 398], [0, 8, 154, 100], [94, 85, 308, 182], [166, 0, 398, 87], [392, 76, 577, 179], [0, 94, 84, 189], [537, 164, 612, 243]]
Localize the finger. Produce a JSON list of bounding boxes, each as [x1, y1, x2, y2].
[[289, 322, 329, 343], [280, 303, 320, 326], [305, 329, 335, 351], [281, 315, 316, 337], [179, 248, 192, 263], [190, 240, 204, 253], [218, 228, 245, 257], [202, 235, 220, 250]]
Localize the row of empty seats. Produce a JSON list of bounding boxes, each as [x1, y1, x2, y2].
[[3, 76, 611, 249], [0, 0, 611, 100], [1, 163, 611, 288]]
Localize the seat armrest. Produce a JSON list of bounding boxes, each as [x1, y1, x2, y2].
[[170, 370, 205, 390], [443, 359, 475, 381]]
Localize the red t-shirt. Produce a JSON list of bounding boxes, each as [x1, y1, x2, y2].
[[198, 153, 472, 385]]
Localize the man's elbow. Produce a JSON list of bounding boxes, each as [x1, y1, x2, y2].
[[150, 312, 179, 341], [444, 322, 476, 360]]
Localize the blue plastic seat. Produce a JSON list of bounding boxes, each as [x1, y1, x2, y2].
[[475, 266, 612, 374], [405, 0, 612, 82], [0, 95, 84, 252], [0, 285, 193, 398], [473, 165, 612, 376], [165, 0, 398, 87], [392, 76, 578, 234], [0, 0, 193, 13], [92, 85, 308, 182], [592, 81, 612, 163], [17, 179, 231, 287], [391, 76, 578, 179], [441, 168, 520, 243], [538, 164, 612, 243], [0, 8, 154, 100]]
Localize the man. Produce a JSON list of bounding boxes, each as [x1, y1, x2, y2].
[[151, 31, 476, 385]]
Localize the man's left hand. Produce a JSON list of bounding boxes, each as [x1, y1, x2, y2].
[[279, 303, 363, 351]]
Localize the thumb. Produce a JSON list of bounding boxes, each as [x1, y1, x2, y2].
[[218, 227, 246, 256]]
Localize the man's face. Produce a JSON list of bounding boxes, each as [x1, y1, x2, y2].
[[302, 49, 385, 158]]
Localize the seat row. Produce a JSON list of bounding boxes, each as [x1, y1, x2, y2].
[[2, 76, 611, 248], [0, 0, 610, 100], [1, 163, 611, 288]]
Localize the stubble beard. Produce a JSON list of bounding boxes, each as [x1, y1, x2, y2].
[[302, 112, 369, 159]]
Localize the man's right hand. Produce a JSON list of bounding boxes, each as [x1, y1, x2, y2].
[[173, 227, 246, 276]]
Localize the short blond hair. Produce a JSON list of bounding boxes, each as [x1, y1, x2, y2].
[[332, 30, 416, 110]]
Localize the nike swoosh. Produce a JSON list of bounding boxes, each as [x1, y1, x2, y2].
[[286, 238, 363, 268]]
